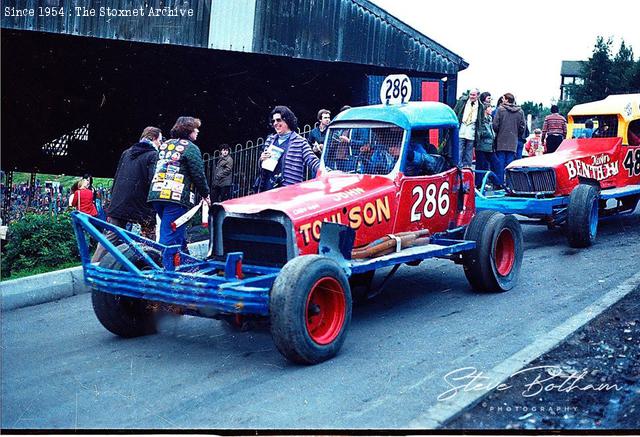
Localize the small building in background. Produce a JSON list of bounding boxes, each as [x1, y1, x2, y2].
[[560, 60, 586, 101]]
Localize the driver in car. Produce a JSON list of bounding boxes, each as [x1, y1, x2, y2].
[[361, 131, 398, 174], [404, 140, 444, 176]]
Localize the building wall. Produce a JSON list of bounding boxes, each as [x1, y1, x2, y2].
[[1, 0, 212, 47], [208, 0, 256, 51]]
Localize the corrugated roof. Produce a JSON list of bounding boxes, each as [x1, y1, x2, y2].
[[0, 0, 212, 48], [251, 0, 467, 75], [2, 0, 467, 74]]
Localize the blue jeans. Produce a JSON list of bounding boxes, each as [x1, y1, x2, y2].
[[475, 151, 498, 187], [516, 140, 525, 159], [459, 138, 474, 167], [494, 151, 516, 185], [152, 202, 189, 248]]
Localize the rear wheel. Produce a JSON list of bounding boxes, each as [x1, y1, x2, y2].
[[462, 210, 523, 292], [567, 184, 599, 248], [270, 255, 352, 364], [92, 244, 160, 338]]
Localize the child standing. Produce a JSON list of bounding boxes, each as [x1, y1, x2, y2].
[[524, 128, 546, 157]]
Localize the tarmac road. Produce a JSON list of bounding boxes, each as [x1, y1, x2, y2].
[[2, 209, 639, 430]]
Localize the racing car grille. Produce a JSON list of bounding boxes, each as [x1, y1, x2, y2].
[[222, 217, 288, 267], [506, 168, 556, 195]]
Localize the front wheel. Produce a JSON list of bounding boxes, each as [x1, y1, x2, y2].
[[462, 210, 523, 292], [270, 255, 352, 364], [567, 184, 599, 248], [92, 244, 160, 338]]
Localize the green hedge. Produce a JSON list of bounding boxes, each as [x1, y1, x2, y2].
[[1, 212, 80, 279]]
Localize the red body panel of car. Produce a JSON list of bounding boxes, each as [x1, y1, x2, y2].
[[507, 137, 640, 196], [220, 168, 475, 255], [395, 168, 475, 235]]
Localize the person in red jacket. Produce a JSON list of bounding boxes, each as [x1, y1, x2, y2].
[[71, 178, 98, 216], [524, 129, 546, 157]]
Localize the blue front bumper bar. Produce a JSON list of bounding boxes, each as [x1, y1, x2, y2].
[[83, 264, 276, 315], [476, 192, 569, 216], [71, 212, 278, 316], [474, 170, 568, 217]]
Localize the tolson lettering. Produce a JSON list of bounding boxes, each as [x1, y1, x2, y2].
[[298, 196, 391, 245]]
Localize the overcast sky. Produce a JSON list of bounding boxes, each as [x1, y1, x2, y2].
[[369, 0, 640, 105]]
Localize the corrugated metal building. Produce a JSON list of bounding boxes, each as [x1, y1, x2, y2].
[[1, 0, 467, 176]]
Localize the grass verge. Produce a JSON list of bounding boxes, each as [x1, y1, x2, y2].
[[1, 261, 82, 281]]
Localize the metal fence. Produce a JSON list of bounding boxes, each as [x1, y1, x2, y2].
[[203, 123, 316, 199]]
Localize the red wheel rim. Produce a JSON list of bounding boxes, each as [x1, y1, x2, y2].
[[305, 277, 346, 345], [494, 228, 515, 276]]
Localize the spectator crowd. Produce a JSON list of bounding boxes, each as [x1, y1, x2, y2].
[[1, 176, 111, 224], [453, 89, 567, 189]]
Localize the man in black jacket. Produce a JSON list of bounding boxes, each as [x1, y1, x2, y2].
[[91, 126, 161, 261]]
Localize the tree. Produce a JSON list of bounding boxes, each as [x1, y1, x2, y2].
[[574, 36, 613, 104], [629, 59, 640, 93], [521, 101, 548, 129], [610, 40, 635, 95], [557, 100, 574, 118], [521, 101, 543, 118], [570, 37, 639, 103]]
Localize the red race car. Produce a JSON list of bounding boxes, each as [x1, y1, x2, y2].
[[477, 94, 640, 247], [75, 99, 524, 364]]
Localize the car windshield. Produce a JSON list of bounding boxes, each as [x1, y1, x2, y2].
[[322, 125, 404, 175], [571, 114, 619, 139]]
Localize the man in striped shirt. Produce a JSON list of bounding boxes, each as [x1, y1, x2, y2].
[[257, 105, 320, 191], [541, 105, 567, 153]]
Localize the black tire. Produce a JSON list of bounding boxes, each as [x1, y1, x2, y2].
[[92, 244, 160, 338], [462, 210, 523, 292], [567, 184, 599, 248], [349, 270, 375, 304], [270, 255, 352, 364]]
